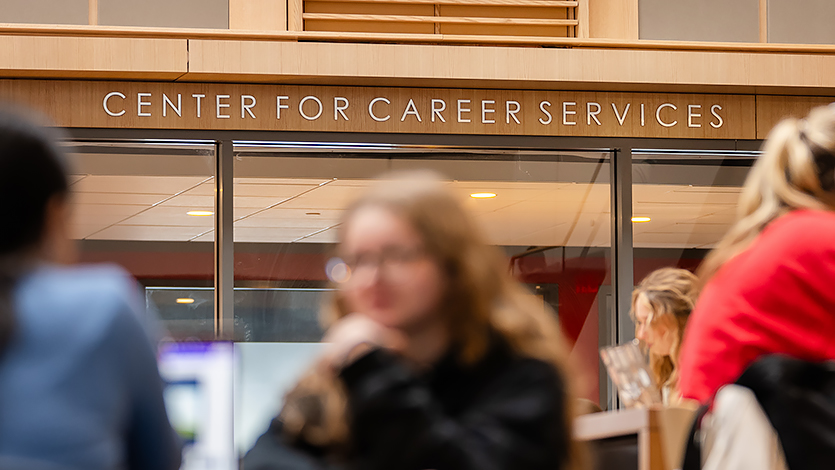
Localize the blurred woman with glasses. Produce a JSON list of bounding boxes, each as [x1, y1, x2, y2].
[[245, 171, 584, 470]]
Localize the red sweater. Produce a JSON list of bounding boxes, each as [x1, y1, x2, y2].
[[678, 209, 835, 403]]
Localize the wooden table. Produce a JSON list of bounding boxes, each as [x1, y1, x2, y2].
[[575, 407, 696, 470]]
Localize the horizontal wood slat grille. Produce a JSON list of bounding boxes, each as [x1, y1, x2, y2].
[[298, 0, 585, 39]]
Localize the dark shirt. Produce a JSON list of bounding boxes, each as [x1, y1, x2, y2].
[[245, 338, 568, 470]]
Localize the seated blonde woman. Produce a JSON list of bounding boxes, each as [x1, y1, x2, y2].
[[631, 267, 698, 405]]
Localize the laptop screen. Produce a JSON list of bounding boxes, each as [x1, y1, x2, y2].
[[159, 342, 235, 470]]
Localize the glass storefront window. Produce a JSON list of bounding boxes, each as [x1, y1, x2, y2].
[[632, 149, 758, 281], [64, 140, 216, 339], [62, 136, 764, 453], [64, 136, 763, 452], [230, 142, 612, 452]]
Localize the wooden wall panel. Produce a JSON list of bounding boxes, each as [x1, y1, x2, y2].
[[229, 0, 286, 31], [89, 0, 98, 25], [4, 78, 835, 141], [434, 5, 569, 36], [437, 5, 569, 19], [577, 0, 589, 38], [756, 95, 834, 138], [288, 0, 303, 31], [184, 40, 835, 94], [305, 20, 435, 34], [439, 23, 570, 37], [0, 36, 187, 79], [759, 0, 767, 43], [301, 1, 576, 38], [0, 79, 756, 139], [589, 0, 638, 39], [305, 2, 433, 15]]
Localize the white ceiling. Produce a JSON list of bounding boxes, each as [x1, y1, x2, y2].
[[634, 184, 741, 248], [68, 172, 742, 248]]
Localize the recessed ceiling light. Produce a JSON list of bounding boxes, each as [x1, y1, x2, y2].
[[631, 216, 651, 223], [176, 298, 195, 304], [470, 192, 497, 199], [187, 210, 214, 216]]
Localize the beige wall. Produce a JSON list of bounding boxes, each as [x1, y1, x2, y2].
[[98, 0, 228, 28], [0, 0, 88, 25], [3, 31, 835, 94], [1, 0, 833, 47], [229, 0, 286, 31], [639, 0, 759, 42], [0, 36, 187, 80], [590, 0, 638, 40], [768, 0, 835, 44], [184, 40, 835, 96]]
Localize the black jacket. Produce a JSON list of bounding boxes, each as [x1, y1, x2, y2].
[[682, 355, 835, 470], [244, 339, 569, 470], [735, 355, 835, 470]]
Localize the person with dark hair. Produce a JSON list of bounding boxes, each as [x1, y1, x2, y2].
[[0, 110, 181, 470]]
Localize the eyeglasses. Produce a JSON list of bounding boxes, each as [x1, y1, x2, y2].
[[326, 245, 427, 285]]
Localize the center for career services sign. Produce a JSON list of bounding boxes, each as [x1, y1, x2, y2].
[[0, 80, 756, 139]]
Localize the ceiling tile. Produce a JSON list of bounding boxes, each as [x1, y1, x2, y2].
[[87, 225, 211, 242], [71, 175, 209, 195]]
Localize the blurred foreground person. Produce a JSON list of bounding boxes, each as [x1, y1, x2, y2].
[[245, 171, 583, 470], [678, 106, 835, 470], [0, 111, 181, 470], [630, 268, 698, 405], [680, 105, 835, 401]]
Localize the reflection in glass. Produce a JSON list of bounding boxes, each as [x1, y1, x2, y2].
[[632, 149, 757, 280], [146, 287, 214, 339], [64, 140, 216, 337], [231, 142, 612, 406], [234, 288, 330, 342]]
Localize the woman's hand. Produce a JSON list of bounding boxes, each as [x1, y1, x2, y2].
[[321, 313, 405, 370]]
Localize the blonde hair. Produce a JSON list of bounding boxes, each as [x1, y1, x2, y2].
[[630, 268, 698, 390], [699, 105, 835, 281], [282, 171, 585, 470]]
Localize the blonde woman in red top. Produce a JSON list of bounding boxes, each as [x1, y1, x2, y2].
[[678, 104, 835, 404]]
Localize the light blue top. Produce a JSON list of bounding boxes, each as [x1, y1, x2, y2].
[[0, 264, 180, 470]]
